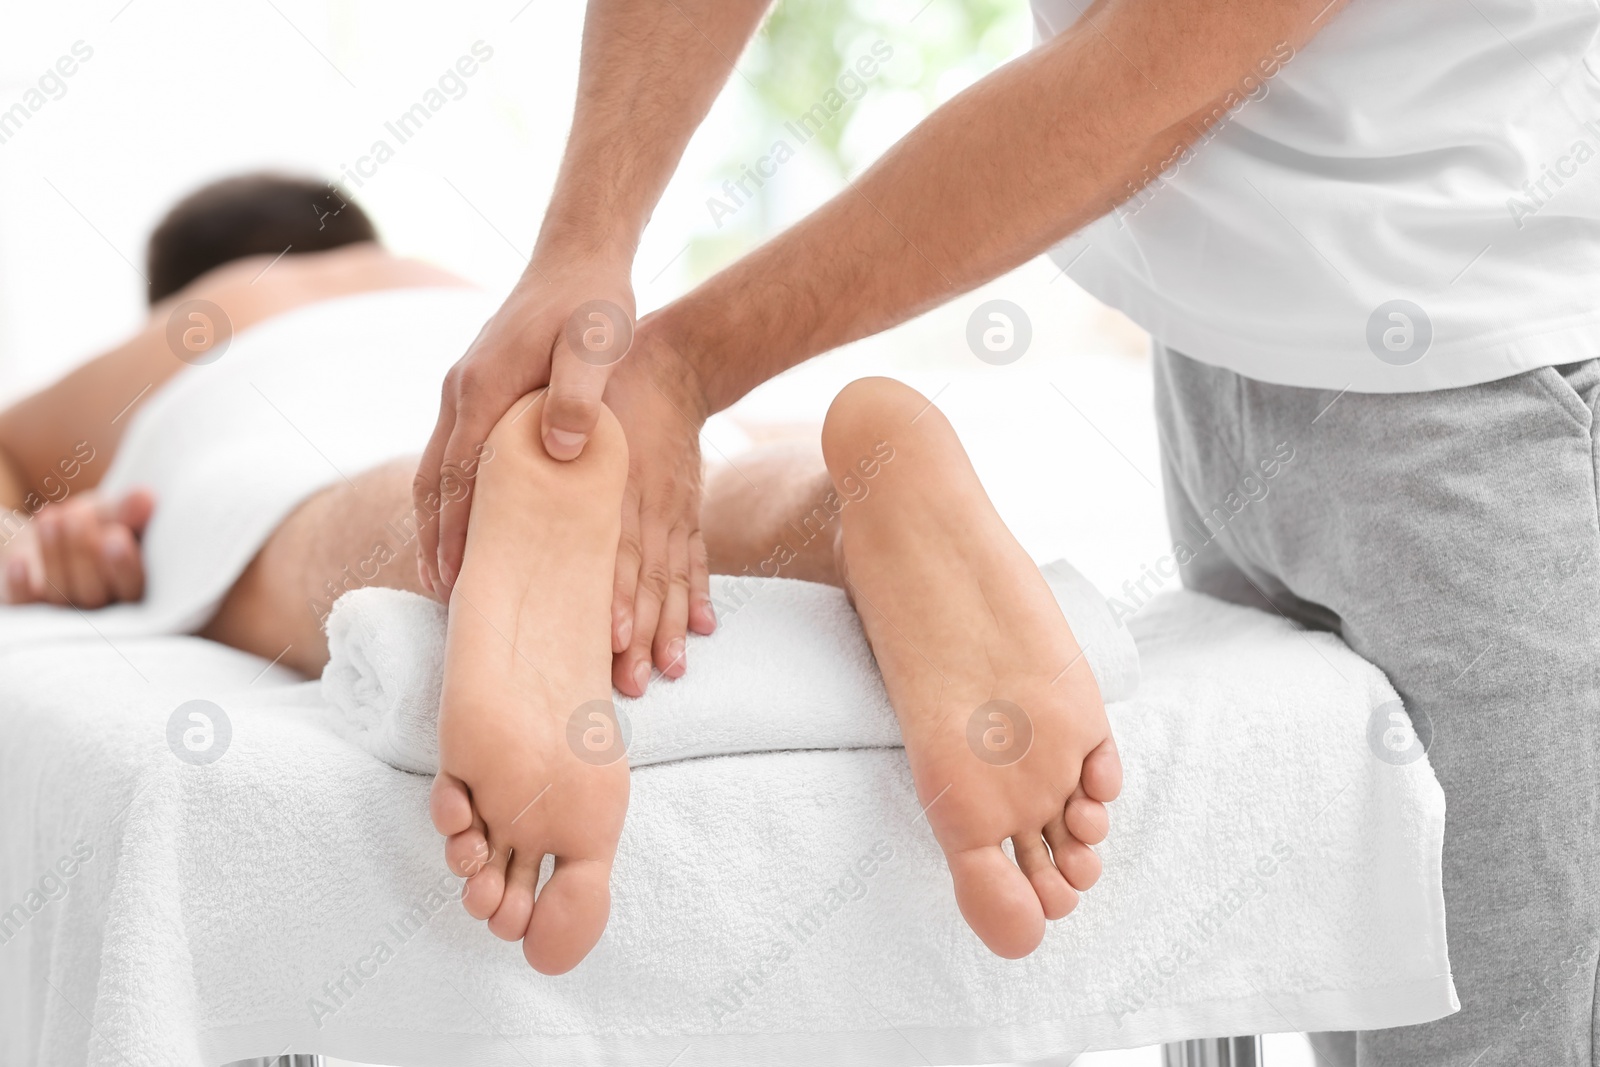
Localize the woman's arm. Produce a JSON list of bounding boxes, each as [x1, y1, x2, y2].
[[0, 243, 460, 509], [0, 310, 190, 605], [0, 316, 175, 512], [0, 243, 461, 604]]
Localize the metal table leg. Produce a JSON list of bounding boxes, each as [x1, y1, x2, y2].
[[1161, 1036, 1264, 1067]]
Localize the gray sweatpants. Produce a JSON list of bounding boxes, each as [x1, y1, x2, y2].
[[1153, 345, 1600, 1065]]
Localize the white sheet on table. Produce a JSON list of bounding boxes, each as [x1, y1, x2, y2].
[[0, 590, 1454, 1067]]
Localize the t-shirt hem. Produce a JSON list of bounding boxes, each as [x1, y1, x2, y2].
[[1060, 258, 1600, 393]]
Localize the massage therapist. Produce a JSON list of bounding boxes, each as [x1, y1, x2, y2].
[[412, 2, 1600, 1064]]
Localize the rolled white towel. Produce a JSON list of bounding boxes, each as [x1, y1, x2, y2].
[[1039, 557, 1140, 704], [321, 559, 1139, 772], [321, 587, 448, 774]]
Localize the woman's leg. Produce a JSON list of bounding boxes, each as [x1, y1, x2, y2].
[[702, 440, 844, 586], [429, 392, 630, 976], [200, 458, 434, 674], [203, 393, 631, 976], [812, 377, 1120, 958], [208, 379, 1120, 964], [701, 381, 1121, 958]]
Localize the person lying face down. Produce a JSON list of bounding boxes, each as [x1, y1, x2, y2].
[[145, 172, 383, 305], [0, 171, 466, 607], [0, 179, 1119, 974]]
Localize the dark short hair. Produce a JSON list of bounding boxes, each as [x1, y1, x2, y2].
[[145, 173, 378, 304]]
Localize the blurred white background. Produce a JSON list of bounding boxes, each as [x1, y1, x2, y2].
[[0, 0, 1169, 592], [2, 1, 1316, 1060], [0, 0, 1146, 390]]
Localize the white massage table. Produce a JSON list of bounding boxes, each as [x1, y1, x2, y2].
[[229, 1042, 1265, 1067], [0, 585, 1454, 1067], [0, 303, 1454, 1064]]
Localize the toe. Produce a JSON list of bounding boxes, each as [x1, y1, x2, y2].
[[488, 848, 540, 941], [1048, 828, 1102, 891], [1080, 736, 1123, 802], [947, 845, 1046, 959], [1013, 834, 1079, 921], [1064, 792, 1110, 845], [523, 856, 613, 975], [461, 832, 509, 920], [430, 772, 475, 836], [445, 828, 492, 877]]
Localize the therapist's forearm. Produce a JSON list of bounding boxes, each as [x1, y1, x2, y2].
[[536, 0, 774, 260], [654, 29, 1174, 411], [653, 0, 1335, 412]]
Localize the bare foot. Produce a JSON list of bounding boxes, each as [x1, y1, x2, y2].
[[820, 377, 1122, 959], [428, 392, 630, 975]]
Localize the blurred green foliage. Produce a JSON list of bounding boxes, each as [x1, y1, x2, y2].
[[745, 0, 1024, 171], [686, 0, 1029, 277]]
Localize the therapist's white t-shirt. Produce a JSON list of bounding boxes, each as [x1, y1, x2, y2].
[[1034, 0, 1600, 392]]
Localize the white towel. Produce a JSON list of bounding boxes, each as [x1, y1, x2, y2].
[[0, 288, 500, 647], [321, 588, 448, 774], [321, 560, 1140, 773], [0, 285, 776, 660], [0, 591, 1455, 1067]]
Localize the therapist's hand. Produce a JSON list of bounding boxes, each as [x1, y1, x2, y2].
[[1, 488, 154, 608], [415, 257, 635, 596], [602, 319, 717, 696]]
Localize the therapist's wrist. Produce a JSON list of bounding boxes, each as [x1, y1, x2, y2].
[[641, 301, 737, 418], [532, 198, 643, 267], [629, 318, 710, 427], [515, 225, 637, 323]]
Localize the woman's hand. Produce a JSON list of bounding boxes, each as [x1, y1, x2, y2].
[[1, 488, 155, 608]]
